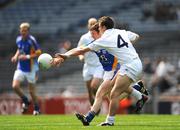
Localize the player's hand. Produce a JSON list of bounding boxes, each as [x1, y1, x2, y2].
[[18, 54, 28, 60], [11, 56, 18, 63], [50, 57, 64, 67], [54, 53, 61, 58]]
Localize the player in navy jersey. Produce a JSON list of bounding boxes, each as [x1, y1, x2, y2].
[[11, 22, 42, 115]]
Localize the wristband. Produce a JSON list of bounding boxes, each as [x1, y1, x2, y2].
[[26, 55, 31, 59]]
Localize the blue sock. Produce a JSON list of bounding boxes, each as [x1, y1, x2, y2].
[[132, 84, 141, 92], [21, 96, 29, 104], [34, 103, 40, 111], [85, 111, 96, 122]]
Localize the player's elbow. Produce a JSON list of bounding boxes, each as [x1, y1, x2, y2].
[[79, 50, 86, 55], [136, 34, 140, 40], [131, 35, 140, 44], [76, 48, 85, 55], [76, 47, 90, 55]]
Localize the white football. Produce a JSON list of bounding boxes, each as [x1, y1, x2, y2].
[[38, 53, 52, 69]]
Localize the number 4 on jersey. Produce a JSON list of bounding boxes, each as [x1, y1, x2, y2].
[[117, 34, 128, 48]]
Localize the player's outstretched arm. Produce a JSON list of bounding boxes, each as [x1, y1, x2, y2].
[[50, 57, 64, 67], [51, 47, 91, 67], [55, 47, 91, 59]]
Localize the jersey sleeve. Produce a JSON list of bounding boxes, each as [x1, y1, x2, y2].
[[88, 43, 100, 51], [30, 36, 40, 50], [77, 36, 86, 48], [127, 31, 139, 42], [16, 36, 21, 48]]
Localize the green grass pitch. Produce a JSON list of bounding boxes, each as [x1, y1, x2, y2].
[[0, 115, 180, 130]]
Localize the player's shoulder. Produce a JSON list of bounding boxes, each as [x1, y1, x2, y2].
[[126, 30, 139, 36], [79, 32, 93, 46], [29, 35, 36, 41], [115, 28, 127, 33], [16, 35, 22, 43], [80, 32, 91, 40], [29, 35, 39, 45], [16, 35, 22, 44]]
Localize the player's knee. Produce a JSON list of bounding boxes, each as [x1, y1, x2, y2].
[[96, 92, 104, 99], [29, 89, 34, 96], [29, 90, 33, 95], [12, 80, 21, 89], [12, 84, 19, 89], [110, 91, 119, 100], [96, 87, 107, 98], [91, 82, 98, 89]]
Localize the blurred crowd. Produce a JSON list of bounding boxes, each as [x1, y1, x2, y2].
[[58, 40, 72, 54], [141, 1, 180, 22], [142, 57, 180, 95]]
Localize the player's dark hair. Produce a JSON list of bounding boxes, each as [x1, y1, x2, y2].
[[89, 22, 99, 32], [98, 16, 114, 29]]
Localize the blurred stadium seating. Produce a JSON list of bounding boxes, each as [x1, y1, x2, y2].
[[0, 0, 179, 114]]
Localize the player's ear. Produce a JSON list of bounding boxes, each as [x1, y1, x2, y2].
[[102, 25, 107, 31]]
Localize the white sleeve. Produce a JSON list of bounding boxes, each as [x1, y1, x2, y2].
[[77, 36, 84, 47], [88, 43, 100, 51], [127, 31, 139, 42]]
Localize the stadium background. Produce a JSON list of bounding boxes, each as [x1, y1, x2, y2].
[[0, 0, 179, 115]]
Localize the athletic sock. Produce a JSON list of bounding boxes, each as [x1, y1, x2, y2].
[[34, 103, 40, 111], [131, 88, 142, 100], [21, 95, 29, 104], [85, 111, 96, 122], [132, 84, 141, 92], [106, 116, 115, 124]]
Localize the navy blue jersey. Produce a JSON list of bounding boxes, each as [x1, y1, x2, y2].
[[95, 49, 120, 71], [16, 35, 40, 72]]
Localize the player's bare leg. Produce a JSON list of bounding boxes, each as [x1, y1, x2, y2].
[[92, 80, 112, 113], [111, 75, 132, 114], [75, 74, 148, 126], [12, 80, 29, 113], [86, 80, 94, 106], [75, 80, 112, 126], [12, 80, 24, 97], [99, 75, 133, 126], [75, 75, 115, 126], [101, 75, 148, 126], [90, 77, 102, 113], [28, 83, 40, 115], [91, 78, 101, 89]]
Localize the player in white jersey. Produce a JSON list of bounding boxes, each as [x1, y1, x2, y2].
[[90, 16, 148, 126], [51, 16, 148, 126], [77, 18, 104, 106], [74, 23, 148, 126], [89, 16, 148, 126]]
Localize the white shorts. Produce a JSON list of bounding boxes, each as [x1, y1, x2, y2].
[[118, 58, 143, 82], [13, 69, 38, 84], [83, 63, 104, 81], [103, 70, 117, 80]]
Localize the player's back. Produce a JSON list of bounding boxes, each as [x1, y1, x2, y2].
[[94, 29, 140, 65]]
